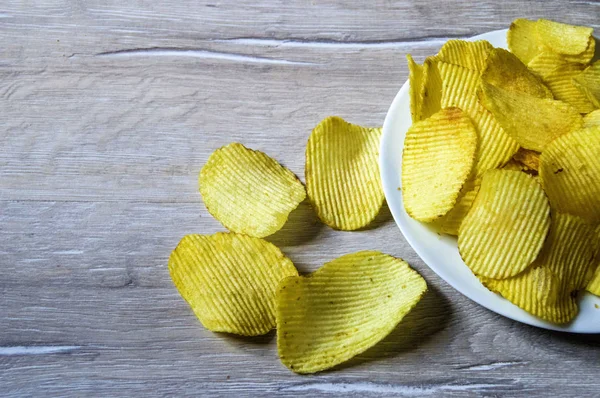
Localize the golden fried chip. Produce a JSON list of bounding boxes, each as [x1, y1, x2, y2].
[[482, 48, 552, 98], [439, 62, 519, 175], [539, 127, 600, 223], [512, 148, 540, 171], [435, 178, 481, 236], [478, 81, 583, 151], [483, 213, 598, 324], [543, 63, 596, 113], [586, 225, 600, 296], [458, 169, 550, 279], [306, 117, 383, 230], [169, 233, 298, 336], [536, 19, 594, 56], [199, 143, 306, 238], [562, 36, 596, 64], [402, 107, 477, 222], [276, 251, 427, 374], [583, 109, 600, 128], [407, 54, 424, 123], [573, 61, 600, 108], [437, 39, 494, 72], [508, 18, 542, 64], [419, 56, 443, 120], [527, 51, 569, 80]]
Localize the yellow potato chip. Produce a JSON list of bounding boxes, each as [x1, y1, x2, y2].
[[458, 169, 551, 279], [573, 61, 600, 108], [305, 117, 384, 230], [536, 19, 594, 56], [169, 233, 298, 336], [419, 56, 443, 120], [586, 226, 600, 296], [407, 54, 424, 123], [512, 148, 540, 171], [527, 51, 569, 80], [482, 48, 552, 99], [276, 251, 427, 374], [435, 178, 480, 236], [583, 109, 600, 128], [199, 143, 306, 238], [483, 212, 598, 324], [478, 81, 583, 151], [437, 39, 494, 72], [402, 107, 477, 222], [507, 18, 542, 64], [539, 127, 600, 223], [543, 63, 596, 113], [562, 36, 596, 64], [439, 62, 519, 175]]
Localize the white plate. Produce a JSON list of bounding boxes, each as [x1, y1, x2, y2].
[[380, 28, 600, 333]]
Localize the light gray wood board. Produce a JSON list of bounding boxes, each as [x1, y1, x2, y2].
[[1, 1, 599, 396]]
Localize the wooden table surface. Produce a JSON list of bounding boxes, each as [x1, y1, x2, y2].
[[1, 1, 599, 396]]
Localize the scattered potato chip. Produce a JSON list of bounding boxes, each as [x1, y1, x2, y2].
[[478, 81, 583, 151], [512, 148, 540, 171], [583, 109, 600, 128], [437, 40, 494, 72], [573, 61, 600, 108], [199, 143, 306, 238], [276, 251, 427, 374], [402, 107, 477, 222], [507, 18, 541, 65], [407, 54, 424, 123], [435, 178, 480, 236], [419, 56, 443, 120], [539, 127, 600, 223], [543, 63, 597, 113], [306, 117, 383, 230], [483, 212, 598, 324], [527, 51, 569, 79], [482, 48, 552, 98], [169, 233, 298, 336], [536, 19, 594, 56], [458, 169, 550, 279], [439, 62, 519, 174]]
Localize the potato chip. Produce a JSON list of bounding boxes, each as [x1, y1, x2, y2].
[[512, 148, 540, 171], [527, 51, 569, 80], [586, 226, 600, 296], [539, 127, 600, 223], [439, 62, 519, 175], [306, 117, 383, 230], [419, 56, 443, 120], [402, 108, 477, 222], [573, 61, 600, 108], [437, 40, 493, 72], [536, 19, 594, 56], [169, 233, 298, 336], [435, 178, 480, 236], [199, 143, 306, 238], [276, 251, 427, 374], [483, 212, 598, 324], [481, 48, 552, 99], [478, 81, 583, 151], [562, 36, 596, 64], [543, 63, 596, 113], [507, 18, 542, 64], [583, 109, 600, 128], [458, 169, 550, 279], [407, 54, 424, 123]]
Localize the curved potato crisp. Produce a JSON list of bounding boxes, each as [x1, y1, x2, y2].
[[573, 61, 600, 108], [459, 170, 551, 279], [200, 143, 305, 238], [407, 54, 424, 123], [543, 63, 596, 113], [437, 40, 493, 72], [483, 213, 598, 324], [305, 117, 383, 230], [276, 251, 427, 374], [402, 107, 477, 222], [419, 56, 443, 120], [587, 226, 600, 296], [527, 51, 569, 80], [508, 18, 542, 64], [583, 109, 600, 128], [539, 127, 600, 223], [536, 19, 593, 56], [435, 178, 481, 236], [169, 233, 298, 336]]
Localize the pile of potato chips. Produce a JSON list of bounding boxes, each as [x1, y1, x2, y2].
[[403, 18, 600, 324], [170, 117, 427, 373]]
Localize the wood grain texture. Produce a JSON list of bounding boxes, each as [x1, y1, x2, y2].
[[1, 1, 599, 396]]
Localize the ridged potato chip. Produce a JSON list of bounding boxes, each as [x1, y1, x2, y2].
[[435, 178, 480, 236], [200, 143, 306, 238], [169, 233, 298, 336], [539, 127, 600, 223], [276, 251, 427, 374], [306, 117, 383, 230], [482, 48, 552, 98], [508, 18, 542, 64], [573, 61, 600, 108], [402, 107, 477, 222], [483, 213, 598, 324], [587, 226, 600, 296], [562, 36, 596, 64], [407, 54, 424, 123], [439, 62, 519, 175], [437, 40, 494, 72], [543, 63, 596, 113], [584, 109, 600, 128], [536, 19, 594, 56], [458, 169, 551, 279], [478, 81, 583, 151], [512, 148, 540, 171], [527, 51, 569, 80], [419, 56, 443, 120]]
